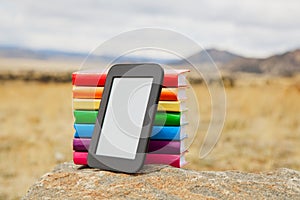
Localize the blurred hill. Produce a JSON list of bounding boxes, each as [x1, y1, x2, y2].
[[0, 46, 299, 76], [173, 48, 243, 65], [0, 46, 87, 60], [224, 49, 300, 76], [173, 48, 300, 76]]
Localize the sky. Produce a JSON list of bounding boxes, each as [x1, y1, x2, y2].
[[0, 0, 299, 58]]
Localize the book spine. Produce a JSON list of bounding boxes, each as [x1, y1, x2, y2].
[[74, 124, 181, 140], [73, 138, 181, 154], [154, 112, 180, 126], [72, 73, 181, 87], [74, 111, 181, 126], [148, 126, 182, 140], [144, 153, 181, 168], [73, 138, 90, 151], [157, 101, 180, 112], [73, 99, 182, 112], [73, 152, 88, 165], [74, 110, 98, 124], [162, 74, 178, 87], [147, 140, 181, 154], [72, 87, 103, 99], [73, 99, 100, 110], [73, 87, 179, 101], [159, 89, 178, 101], [72, 73, 107, 86], [73, 152, 181, 167]]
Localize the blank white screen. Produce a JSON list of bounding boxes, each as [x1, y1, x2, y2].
[[96, 78, 153, 159]]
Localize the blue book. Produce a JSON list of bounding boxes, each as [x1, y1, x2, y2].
[[74, 124, 187, 140]]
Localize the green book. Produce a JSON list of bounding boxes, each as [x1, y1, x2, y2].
[[73, 110, 187, 126]]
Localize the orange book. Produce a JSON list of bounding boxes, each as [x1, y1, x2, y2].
[[73, 86, 187, 101]]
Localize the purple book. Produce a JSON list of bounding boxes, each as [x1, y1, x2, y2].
[[73, 138, 185, 154]]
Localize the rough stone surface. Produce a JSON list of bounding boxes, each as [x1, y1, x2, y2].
[[23, 162, 300, 200]]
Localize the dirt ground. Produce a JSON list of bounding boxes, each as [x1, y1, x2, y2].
[[0, 75, 300, 199]]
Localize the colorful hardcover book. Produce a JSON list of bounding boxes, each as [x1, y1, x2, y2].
[[157, 100, 187, 112], [147, 140, 185, 154], [73, 86, 187, 101], [73, 86, 103, 99], [73, 138, 90, 151], [73, 110, 187, 126], [73, 151, 88, 165], [74, 124, 187, 140], [73, 151, 187, 168], [73, 110, 98, 124], [72, 70, 107, 87], [144, 153, 187, 168], [73, 99, 187, 112], [154, 112, 187, 126], [151, 126, 187, 140], [73, 138, 185, 154], [72, 69, 190, 88]]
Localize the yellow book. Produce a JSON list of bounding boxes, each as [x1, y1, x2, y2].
[[73, 99, 187, 112], [157, 101, 187, 112]]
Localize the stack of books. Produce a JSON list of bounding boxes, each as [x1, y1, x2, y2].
[[72, 68, 189, 168]]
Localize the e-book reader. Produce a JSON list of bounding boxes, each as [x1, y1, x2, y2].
[[88, 63, 164, 173]]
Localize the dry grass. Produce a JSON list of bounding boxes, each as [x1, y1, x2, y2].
[[0, 75, 300, 199], [0, 81, 74, 199], [186, 75, 300, 172]]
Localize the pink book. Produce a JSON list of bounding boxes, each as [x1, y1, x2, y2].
[[73, 152, 187, 168], [144, 153, 187, 168]]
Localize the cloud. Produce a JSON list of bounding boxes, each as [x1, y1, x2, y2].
[[0, 0, 299, 57]]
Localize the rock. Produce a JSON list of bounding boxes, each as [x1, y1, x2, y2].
[[23, 162, 300, 199]]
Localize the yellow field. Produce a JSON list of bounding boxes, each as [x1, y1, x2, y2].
[[0, 75, 300, 199], [187, 76, 300, 171]]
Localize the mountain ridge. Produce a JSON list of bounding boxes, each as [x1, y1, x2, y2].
[[224, 49, 300, 75], [0, 45, 299, 75]]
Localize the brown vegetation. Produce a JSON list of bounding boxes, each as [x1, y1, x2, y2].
[[0, 74, 300, 199]]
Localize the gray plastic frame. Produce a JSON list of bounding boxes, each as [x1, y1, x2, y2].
[[88, 63, 164, 173]]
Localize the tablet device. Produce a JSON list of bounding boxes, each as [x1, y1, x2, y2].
[[87, 63, 164, 173]]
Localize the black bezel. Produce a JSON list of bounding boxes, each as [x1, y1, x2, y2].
[[87, 63, 164, 173]]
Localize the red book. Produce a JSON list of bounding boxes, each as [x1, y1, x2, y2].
[[72, 69, 189, 88], [72, 70, 107, 87], [73, 151, 187, 168]]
